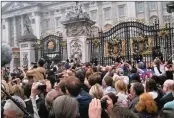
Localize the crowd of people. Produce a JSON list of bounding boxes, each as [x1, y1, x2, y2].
[[1, 57, 174, 118]]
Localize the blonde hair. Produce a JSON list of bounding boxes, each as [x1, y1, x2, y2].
[[115, 79, 127, 94], [136, 93, 157, 113], [89, 83, 104, 99], [12, 85, 24, 99], [112, 74, 121, 86]]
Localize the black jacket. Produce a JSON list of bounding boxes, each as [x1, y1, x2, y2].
[[159, 92, 174, 109], [25, 97, 49, 118], [76, 89, 92, 118], [129, 96, 139, 112]]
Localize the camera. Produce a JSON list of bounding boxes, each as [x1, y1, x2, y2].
[[37, 82, 46, 90], [101, 99, 107, 109], [11, 73, 17, 77]]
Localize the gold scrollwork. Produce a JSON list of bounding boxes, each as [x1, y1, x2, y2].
[[132, 35, 149, 54], [48, 40, 55, 49], [107, 37, 121, 56], [60, 41, 67, 47], [92, 39, 100, 48], [157, 25, 169, 38]]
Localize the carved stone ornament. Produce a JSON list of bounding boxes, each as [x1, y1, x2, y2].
[[23, 14, 34, 35], [22, 52, 28, 69], [70, 40, 82, 60], [66, 2, 90, 20], [66, 23, 91, 37], [11, 3, 24, 11]]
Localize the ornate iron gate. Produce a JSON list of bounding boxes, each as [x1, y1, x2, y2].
[[35, 34, 67, 63], [88, 20, 174, 66]]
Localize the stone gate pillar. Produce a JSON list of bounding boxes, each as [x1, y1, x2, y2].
[[62, 5, 95, 63], [19, 33, 37, 69]]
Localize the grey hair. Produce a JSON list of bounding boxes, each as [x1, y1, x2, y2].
[[52, 95, 79, 118], [3, 96, 26, 118], [45, 89, 59, 110]]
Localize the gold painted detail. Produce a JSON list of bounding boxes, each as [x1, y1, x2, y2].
[[158, 25, 169, 38], [92, 39, 100, 48], [48, 41, 54, 49], [107, 37, 121, 56], [60, 41, 67, 47]]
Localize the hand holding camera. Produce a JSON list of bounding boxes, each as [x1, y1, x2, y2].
[[88, 98, 102, 118], [101, 95, 113, 115], [31, 82, 47, 97], [31, 82, 39, 97], [88, 95, 113, 118]]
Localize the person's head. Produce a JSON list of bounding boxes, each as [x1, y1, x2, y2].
[[92, 66, 98, 72], [70, 59, 74, 63], [45, 89, 61, 110], [158, 108, 174, 118], [66, 59, 69, 63], [111, 105, 138, 118], [151, 75, 161, 84], [104, 76, 113, 87], [106, 92, 118, 105], [75, 70, 85, 84], [23, 83, 32, 99], [115, 79, 127, 94], [53, 67, 57, 72], [11, 85, 24, 99], [38, 58, 45, 67], [88, 73, 102, 87], [58, 79, 67, 94], [136, 93, 157, 114], [89, 84, 104, 99], [65, 76, 82, 97], [138, 62, 145, 69], [85, 68, 93, 79], [131, 73, 141, 83], [66, 70, 74, 76], [145, 79, 157, 92], [52, 95, 79, 118], [163, 80, 174, 94], [3, 96, 26, 118], [130, 82, 144, 98]]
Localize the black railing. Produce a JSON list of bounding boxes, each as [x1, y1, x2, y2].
[[88, 20, 174, 66]]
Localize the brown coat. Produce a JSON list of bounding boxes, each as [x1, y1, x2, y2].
[[26, 67, 46, 81]]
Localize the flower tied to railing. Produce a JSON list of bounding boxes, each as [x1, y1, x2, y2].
[[60, 40, 67, 48], [132, 36, 146, 43], [158, 25, 169, 38], [132, 35, 148, 54], [92, 39, 100, 48], [107, 37, 121, 55]]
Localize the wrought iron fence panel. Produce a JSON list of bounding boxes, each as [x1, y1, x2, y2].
[[87, 20, 174, 66]]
